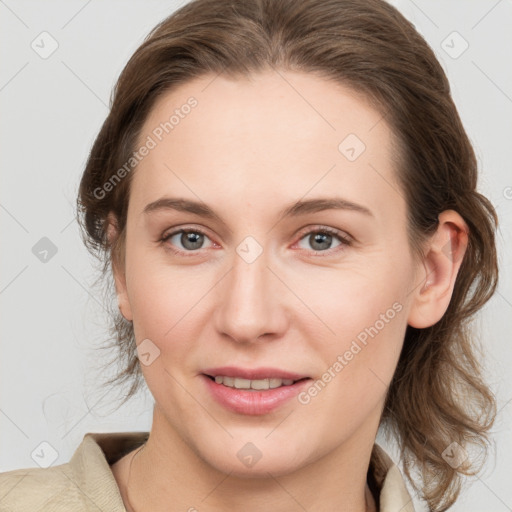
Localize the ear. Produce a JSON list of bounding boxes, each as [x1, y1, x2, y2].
[[106, 213, 133, 322], [407, 210, 468, 329]]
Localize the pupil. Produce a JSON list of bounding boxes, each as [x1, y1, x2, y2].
[[311, 232, 331, 251], [182, 232, 203, 249]]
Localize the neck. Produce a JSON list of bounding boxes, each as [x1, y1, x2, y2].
[[119, 407, 379, 512]]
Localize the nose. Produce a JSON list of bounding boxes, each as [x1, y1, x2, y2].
[[214, 246, 288, 344]]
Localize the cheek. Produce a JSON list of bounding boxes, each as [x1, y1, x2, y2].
[[125, 261, 203, 401], [298, 294, 407, 436], [299, 260, 407, 343], [297, 258, 410, 402], [125, 248, 215, 369], [125, 244, 195, 328], [324, 294, 406, 385]]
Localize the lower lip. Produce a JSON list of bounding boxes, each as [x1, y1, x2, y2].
[[201, 375, 312, 415]]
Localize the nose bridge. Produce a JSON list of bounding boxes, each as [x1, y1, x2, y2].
[[214, 242, 286, 343]]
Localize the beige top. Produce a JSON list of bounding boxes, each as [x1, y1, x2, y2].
[[0, 432, 415, 511]]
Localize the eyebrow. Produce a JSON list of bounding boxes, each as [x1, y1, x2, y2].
[[143, 196, 374, 226]]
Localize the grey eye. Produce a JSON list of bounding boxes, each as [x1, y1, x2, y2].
[[167, 230, 212, 251], [297, 231, 342, 252]]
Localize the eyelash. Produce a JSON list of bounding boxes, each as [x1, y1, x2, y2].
[[160, 225, 352, 258]]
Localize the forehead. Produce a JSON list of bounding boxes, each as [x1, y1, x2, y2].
[[129, 70, 404, 225]]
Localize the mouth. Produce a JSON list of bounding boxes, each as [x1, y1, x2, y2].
[[200, 366, 312, 415], [203, 374, 310, 390]]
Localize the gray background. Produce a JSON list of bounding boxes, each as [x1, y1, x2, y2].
[[1, 1, 511, 510]]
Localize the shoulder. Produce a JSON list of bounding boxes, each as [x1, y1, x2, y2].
[[0, 463, 85, 512], [0, 431, 147, 512]]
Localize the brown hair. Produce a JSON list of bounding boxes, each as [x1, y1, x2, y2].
[[77, 0, 498, 509]]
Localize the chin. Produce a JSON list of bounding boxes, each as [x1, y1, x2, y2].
[[208, 451, 308, 479], [192, 434, 314, 479]]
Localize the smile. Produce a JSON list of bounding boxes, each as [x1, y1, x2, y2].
[[208, 375, 301, 390], [201, 368, 312, 415]]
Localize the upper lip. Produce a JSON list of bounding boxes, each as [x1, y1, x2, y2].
[[202, 366, 310, 381]]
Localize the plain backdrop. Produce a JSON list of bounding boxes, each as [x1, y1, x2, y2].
[[1, 1, 511, 510]]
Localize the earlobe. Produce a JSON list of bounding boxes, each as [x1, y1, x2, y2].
[[115, 277, 133, 323], [407, 210, 468, 329], [106, 213, 133, 322]]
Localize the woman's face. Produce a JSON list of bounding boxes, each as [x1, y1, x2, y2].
[[114, 70, 422, 476]]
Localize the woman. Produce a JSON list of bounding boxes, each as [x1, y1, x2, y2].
[[0, 0, 498, 511]]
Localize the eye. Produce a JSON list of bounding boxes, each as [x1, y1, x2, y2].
[[161, 228, 214, 254], [295, 226, 351, 255], [160, 225, 352, 257]]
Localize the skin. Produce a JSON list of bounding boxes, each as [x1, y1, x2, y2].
[[109, 70, 468, 512]]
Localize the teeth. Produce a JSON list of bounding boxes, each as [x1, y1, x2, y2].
[[233, 378, 251, 389], [213, 376, 295, 390], [269, 378, 284, 389]]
